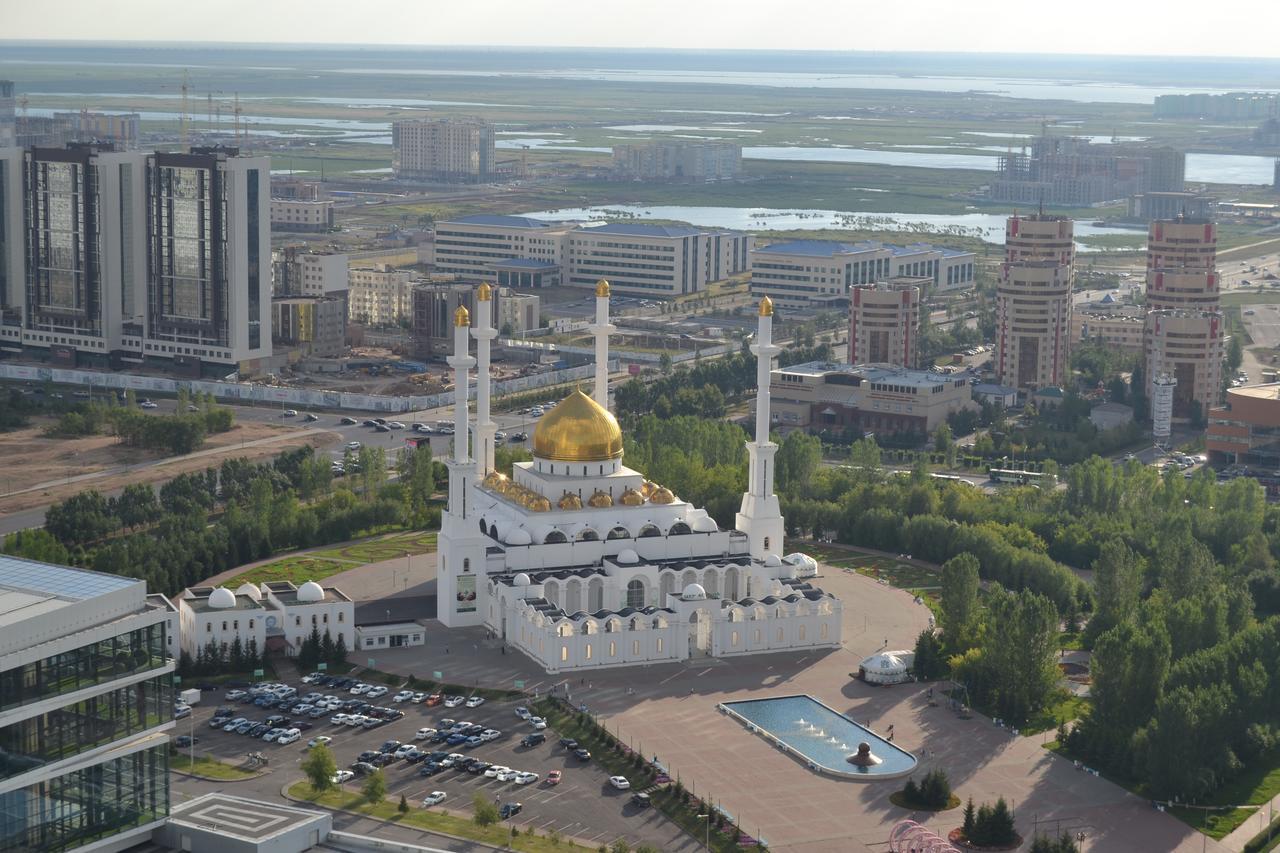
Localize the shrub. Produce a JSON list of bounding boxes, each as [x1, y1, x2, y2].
[[472, 792, 499, 827]]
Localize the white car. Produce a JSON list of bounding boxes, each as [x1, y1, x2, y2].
[[346, 441, 362, 451], [449, 721, 471, 733], [444, 695, 464, 708], [277, 729, 301, 745], [609, 776, 631, 790], [465, 696, 485, 708], [366, 686, 388, 699], [345, 715, 368, 727], [529, 717, 547, 730], [307, 736, 332, 749], [480, 729, 500, 742], [514, 706, 531, 720], [140, 400, 159, 409], [283, 409, 298, 417], [387, 422, 406, 430], [515, 771, 539, 785], [415, 727, 436, 740], [393, 744, 415, 759], [422, 791, 447, 807], [440, 753, 467, 768], [349, 683, 371, 695], [496, 768, 519, 782], [225, 689, 246, 701], [330, 714, 350, 726], [332, 770, 355, 784], [484, 765, 507, 778], [393, 691, 414, 703]]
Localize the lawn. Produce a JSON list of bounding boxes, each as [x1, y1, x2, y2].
[[226, 531, 438, 586], [289, 781, 600, 852], [171, 753, 257, 781], [1166, 752, 1280, 840]]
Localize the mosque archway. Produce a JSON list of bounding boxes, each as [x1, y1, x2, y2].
[[565, 578, 583, 613], [587, 576, 605, 611]]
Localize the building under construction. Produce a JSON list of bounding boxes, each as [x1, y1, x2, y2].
[[988, 135, 1185, 206]]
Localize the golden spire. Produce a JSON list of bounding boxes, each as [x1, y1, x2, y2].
[[454, 305, 471, 327], [595, 279, 611, 298], [758, 296, 774, 317], [477, 282, 493, 302]]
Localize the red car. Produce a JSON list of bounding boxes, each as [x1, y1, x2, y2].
[[425, 694, 443, 707], [546, 770, 562, 786]]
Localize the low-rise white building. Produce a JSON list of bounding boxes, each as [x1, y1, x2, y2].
[[270, 198, 335, 233], [348, 265, 417, 326], [176, 580, 353, 661], [354, 622, 426, 651]]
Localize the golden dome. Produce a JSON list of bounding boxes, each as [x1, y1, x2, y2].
[[454, 305, 471, 327], [650, 486, 675, 505], [482, 471, 507, 490], [527, 496, 552, 513], [620, 487, 645, 506], [640, 480, 657, 498], [532, 388, 623, 462], [558, 492, 583, 510], [587, 490, 613, 508], [595, 279, 610, 298], [477, 282, 493, 302], [758, 296, 774, 317]]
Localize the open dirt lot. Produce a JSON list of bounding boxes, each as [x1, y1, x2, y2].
[[0, 419, 339, 514]]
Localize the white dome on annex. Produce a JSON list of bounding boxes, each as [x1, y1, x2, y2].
[[297, 581, 324, 603], [681, 583, 707, 601], [236, 582, 262, 601], [617, 549, 640, 564], [208, 587, 236, 609]]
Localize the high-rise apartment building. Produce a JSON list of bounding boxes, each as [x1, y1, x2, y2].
[[0, 555, 175, 852], [611, 141, 742, 182], [347, 264, 416, 326], [52, 111, 140, 149], [0, 143, 271, 375], [0, 81, 14, 148], [995, 215, 1074, 391], [990, 135, 1185, 206], [392, 118, 495, 183], [849, 278, 922, 368], [1144, 218, 1223, 419]]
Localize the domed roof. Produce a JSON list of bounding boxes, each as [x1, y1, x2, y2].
[[558, 492, 583, 510], [619, 487, 645, 506], [513, 573, 532, 586], [587, 489, 613, 508], [298, 581, 324, 603], [681, 583, 707, 601], [208, 587, 236, 609], [617, 548, 640, 564], [533, 388, 623, 462], [764, 553, 783, 567], [505, 528, 533, 546], [650, 486, 675, 505], [236, 582, 262, 601], [692, 516, 718, 533], [863, 652, 909, 673]]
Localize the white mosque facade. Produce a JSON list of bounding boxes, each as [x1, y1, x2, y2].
[[435, 281, 842, 673]]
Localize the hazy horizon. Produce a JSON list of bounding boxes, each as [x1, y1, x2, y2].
[[5, 0, 1279, 58]]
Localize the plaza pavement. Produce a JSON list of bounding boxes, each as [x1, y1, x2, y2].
[[285, 552, 1227, 852]]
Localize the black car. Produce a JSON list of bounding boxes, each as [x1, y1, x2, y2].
[[371, 753, 396, 767], [559, 738, 578, 750], [427, 751, 449, 762], [357, 750, 380, 763], [521, 733, 546, 748], [499, 803, 523, 819], [174, 735, 198, 748], [573, 748, 591, 761], [430, 731, 450, 743], [374, 424, 391, 433], [467, 761, 492, 775], [511, 432, 529, 442], [419, 762, 443, 777], [361, 419, 378, 427], [405, 749, 427, 764], [304, 413, 319, 422], [463, 725, 484, 736], [249, 723, 270, 737], [631, 792, 651, 808], [340, 417, 358, 425], [290, 721, 313, 731], [351, 761, 377, 776], [380, 740, 402, 753]]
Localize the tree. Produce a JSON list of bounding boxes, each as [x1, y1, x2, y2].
[[976, 585, 1060, 724], [301, 743, 337, 792], [1227, 334, 1244, 375], [398, 793, 409, 814], [912, 628, 948, 679], [1030, 834, 1080, 853], [962, 798, 976, 839], [940, 553, 982, 651], [1084, 540, 1144, 645], [472, 792, 499, 827], [775, 430, 822, 493], [658, 352, 673, 375], [847, 437, 882, 481], [361, 768, 387, 804]]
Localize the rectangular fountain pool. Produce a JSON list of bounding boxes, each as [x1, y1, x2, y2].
[[721, 695, 917, 779]]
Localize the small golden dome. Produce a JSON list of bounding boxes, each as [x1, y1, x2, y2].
[[527, 496, 552, 513], [640, 480, 657, 498], [650, 486, 675, 505], [532, 388, 624, 462], [758, 296, 774, 317], [454, 305, 471, 327], [558, 492, 583, 510], [619, 487, 645, 506], [587, 490, 613, 508], [595, 279, 610, 298], [477, 282, 493, 302], [482, 471, 507, 490]]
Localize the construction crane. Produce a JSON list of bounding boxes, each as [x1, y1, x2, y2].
[[179, 69, 190, 149], [233, 92, 244, 146]]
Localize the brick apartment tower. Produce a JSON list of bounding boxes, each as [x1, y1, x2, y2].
[[995, 214, 1074, 391], [849, 279, 921, 368]]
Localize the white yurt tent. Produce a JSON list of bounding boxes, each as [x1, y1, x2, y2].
[[859, 650, 915, 685]]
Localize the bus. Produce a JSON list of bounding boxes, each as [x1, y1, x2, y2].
[[988, 468, 1046, 485]]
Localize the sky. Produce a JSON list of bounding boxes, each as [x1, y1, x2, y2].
[[4, 0, 1279, 58]]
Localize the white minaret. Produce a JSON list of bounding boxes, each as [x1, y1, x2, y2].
[[588, 279, 615, 409], [437, 302, 487, 628], [736, 296, 785, 560], [472, 283, 498, 474]]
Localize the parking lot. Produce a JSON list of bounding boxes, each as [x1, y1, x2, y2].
[[178, 678, 698, 851]]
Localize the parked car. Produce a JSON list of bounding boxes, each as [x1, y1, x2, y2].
[[393, 744, 415, 759], [631, 792, 651, 808], [546, 770, 562, 786], [465, 696, 486, 708], [140, 400, 158, 409], [521, 733, 545, 748], [573, 748, 591, 761], [529, 717, 547, 730], [480, 729, 501, 742], [499, 803, 523, 819], [516, 771, 539, 785], [350, 761, 376, 776], [332, 770, 355, 784], [346, 441, 362, 451], [444, 695, 464, 708], [174, 735, 198, 748], [515, 706, 532, 720], [225, 689, 246, 701], [173, 704, 192, 719], [421, 791, 447, 807], [415, 727, 436, 740], [426, 694, 443, 706], [307, 736, 332, 749], [282, 409, 298, 417], [558, 738, 578, 750], [412, 692, 427, 703], [419, 762, 444, 777], [340, 417, 358, 425], [609, 776, 631, 790], [262, 728, 285, 742], [393, 690, 414, 703], [366, 686, 388, 698]]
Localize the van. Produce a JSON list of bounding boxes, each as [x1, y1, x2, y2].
[[520, 732, 546, 748]]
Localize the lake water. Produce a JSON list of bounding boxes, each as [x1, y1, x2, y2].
[[722, 695, 916, 778], [1186, 153, 1277, 185], [521, 204, 1139, 251], [743, 147, 998, 170]]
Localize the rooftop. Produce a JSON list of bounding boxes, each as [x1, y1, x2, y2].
[[581, 222, 716, 239], [0, 555, 142, 633], [754, 239, 869, 257], [775, 360, 959, 389], [182, 590, 264, 614], [1231, 383, 1280, 401], [168, 793, 329, 843], [447, 214, 561, 230]]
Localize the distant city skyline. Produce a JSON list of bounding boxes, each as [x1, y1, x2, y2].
[[4, 0, 1280, 59]]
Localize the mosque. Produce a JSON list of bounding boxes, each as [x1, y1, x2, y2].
[[435, 281, 842, 673]]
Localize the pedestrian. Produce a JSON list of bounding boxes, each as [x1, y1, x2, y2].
[[446, 646, 450, 654]]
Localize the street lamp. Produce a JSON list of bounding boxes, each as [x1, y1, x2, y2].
[[697, 813, 712, 849]]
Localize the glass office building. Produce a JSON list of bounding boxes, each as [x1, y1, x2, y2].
[[0, 555, 174, 853]]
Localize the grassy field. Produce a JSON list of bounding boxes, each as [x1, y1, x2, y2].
[[226, 531, 437, 586], [1166, 756, 1280, 840], [171, 753, 257, 781], [289, 781, 600, 852]]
